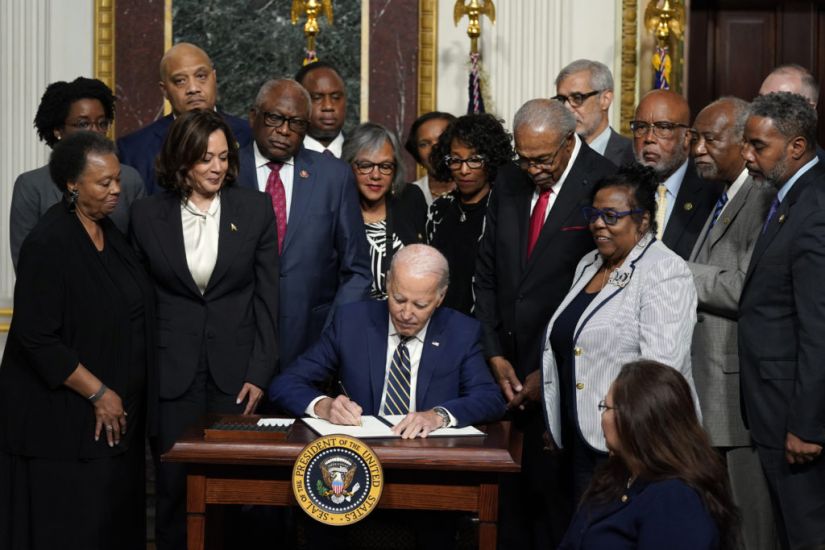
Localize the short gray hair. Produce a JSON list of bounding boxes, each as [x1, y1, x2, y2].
[[705, 96, 750, 139], [341, 122, 407, 191], [749, 92, 818, 152], [253, 78, 311, 113], [555, 59, 614, 92], [513, 98, 576, 136], [387, 244, 449, 295]]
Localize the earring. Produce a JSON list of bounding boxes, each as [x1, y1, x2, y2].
[[68, 188, 79, 205]]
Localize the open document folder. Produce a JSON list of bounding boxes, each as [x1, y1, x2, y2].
[[302, 415, 486, 438]]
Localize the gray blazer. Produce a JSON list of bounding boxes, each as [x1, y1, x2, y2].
[[541, 236, 699, 451], [688, 175, 776, 446], [10, 164, 145, 270]]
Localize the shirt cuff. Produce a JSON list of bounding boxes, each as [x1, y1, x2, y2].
[[305, 396, 327, 418]]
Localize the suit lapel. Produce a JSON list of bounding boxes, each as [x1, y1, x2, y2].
[[415, 310, 446, 411], [706, 181, 751, 250], [282, 149, 318, 254], [152, 193, 202, 297], [204, 187, 242, 293], [662, 164, 701, 246], [367, 305, 390, 411]]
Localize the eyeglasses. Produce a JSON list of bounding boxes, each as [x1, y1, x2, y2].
[[517, 132, 572, 171], [597, 400, 616, 413], [551, 90, 601, 108], [258, 111, 309, 132], [582, 206, 644, 225], [353, 160, 396, 175], [444, 155, 486, 170], [629, 120, 690, 139], [66, 119, 112, 132]]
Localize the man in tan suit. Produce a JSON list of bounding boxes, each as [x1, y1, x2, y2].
[[687, 97, 778, 550]]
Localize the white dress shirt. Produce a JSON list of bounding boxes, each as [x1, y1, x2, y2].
[[253, 142, 295, 220], [656, 160, 689, 229], [587, 125, 612, 157], [303, 132, 344, 158], [529, 133, 582, 222], [181, 194, 221, 294]]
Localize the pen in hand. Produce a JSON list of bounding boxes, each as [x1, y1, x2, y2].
[[338, 380, 363, 427]]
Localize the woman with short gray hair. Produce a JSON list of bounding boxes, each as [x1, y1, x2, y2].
[[342, 122, 425, 299]]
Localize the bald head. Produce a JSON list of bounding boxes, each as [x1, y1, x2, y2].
[[159, 43, 217, 114], [760, 64, 819, 108], [632, 90, 692, 180]]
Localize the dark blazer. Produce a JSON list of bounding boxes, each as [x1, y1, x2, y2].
[[270, 300, 506, 427], [129, 185, 279, 399], [661, 162, 723, 260], [0, 202, 156, 459], [603, 128, 636, 167], [117, 112, 252, 196], [739, 162, 825, 448], [559, 478, 719, 550], [237, 144, 372, 370], [473, 141, 617, 377], [392, 184, 428, 244]]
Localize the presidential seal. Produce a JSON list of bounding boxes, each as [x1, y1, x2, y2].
[[292, 435, 383, 526]]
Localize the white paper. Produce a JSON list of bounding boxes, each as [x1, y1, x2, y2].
[[381, 415, 486, 437], [302, 415, 486, 438]]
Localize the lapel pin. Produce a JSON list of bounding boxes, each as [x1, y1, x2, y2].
[[723, 217, 730, 225], [299, 169, 310, 179], [778, 214, 786, 224], [230, 223, 238, 232], [684, 202, 694, 211], [432, 341, 440, 347]]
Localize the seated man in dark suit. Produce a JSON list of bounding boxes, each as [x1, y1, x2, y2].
[[116, 42, 252, 194], [270, 244, 506, 438]]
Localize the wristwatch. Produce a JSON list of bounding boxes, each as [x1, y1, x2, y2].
[[432, 406, 450, 428]]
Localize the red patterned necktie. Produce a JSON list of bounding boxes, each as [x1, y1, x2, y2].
[[527, 188, 553, 258], [265, 162, 287, 253]]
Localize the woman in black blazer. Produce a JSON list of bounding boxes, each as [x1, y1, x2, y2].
[[129, 110, 279, 550], [0, 132, 156, 550]]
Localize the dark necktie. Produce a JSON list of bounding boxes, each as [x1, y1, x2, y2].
[[385, 337, 412, 415], [265, 162, 287, 253], [762, 196, 781, 234], [527, 189, 553, 258], [708, 191, 729, 230]]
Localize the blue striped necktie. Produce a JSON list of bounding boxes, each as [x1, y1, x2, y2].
[[385, 337, 412, 415], [709, 191, 729, 229]]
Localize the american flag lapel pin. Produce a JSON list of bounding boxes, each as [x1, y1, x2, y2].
[[778, 214, 786, 224], [432, 341, 440, 347], [299, 169, 310, 178]]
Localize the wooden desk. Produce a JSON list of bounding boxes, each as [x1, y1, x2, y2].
[[163, 416, 522, 550]]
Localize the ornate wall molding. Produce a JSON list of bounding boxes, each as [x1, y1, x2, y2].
[[94, 0, 116, 133], [418, 0, 438, 116], [620, 0, 638, 135]]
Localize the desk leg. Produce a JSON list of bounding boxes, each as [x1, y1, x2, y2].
[[478, 482, 499, 550], [187, 474, 206, 550]]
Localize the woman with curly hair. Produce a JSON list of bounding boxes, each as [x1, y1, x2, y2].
[[427, 113, 513, 314], [9, 77, 145, 271], [560, 360, 740, 549]]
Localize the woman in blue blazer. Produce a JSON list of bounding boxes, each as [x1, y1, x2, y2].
[[560, 360, 739, 549], [541, 164, 699, 502], [130, 110, 279, 550]]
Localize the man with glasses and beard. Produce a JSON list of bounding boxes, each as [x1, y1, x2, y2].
[[474, 99, 615, 549], [738, 92, 825, 549], [631, 90, 722, 259]]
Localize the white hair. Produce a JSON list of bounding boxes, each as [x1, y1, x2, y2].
[[387, 244, 449, 294]]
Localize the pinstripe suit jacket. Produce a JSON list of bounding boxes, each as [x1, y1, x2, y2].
[[541, 237, 698, 451], [687, 176, 775, 446]]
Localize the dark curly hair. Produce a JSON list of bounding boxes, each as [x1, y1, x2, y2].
[[34, 77, 116, 148], [430, 113, 514, 183], [404, 111, 457, 162], [48, 131, 116, 194], [590, 163, 659, 236], [583, 361, 741, 549], [155, 110, 239, 199]]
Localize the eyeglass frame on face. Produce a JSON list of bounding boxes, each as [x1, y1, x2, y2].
[[551, 90, 602, 108], [629, 120, 690, 140], [516, 132, 573, 171], [353, 160, 396, 176], [597, 399, 616, 413], [444, 154, 486, 171], [582, 206, 645, 226], [66, 118, 112, 132], [256, 110, 309, 133]]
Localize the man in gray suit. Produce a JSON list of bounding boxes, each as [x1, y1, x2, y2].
[[553, 59, 634, 167], [687, 97, 778, 550]]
